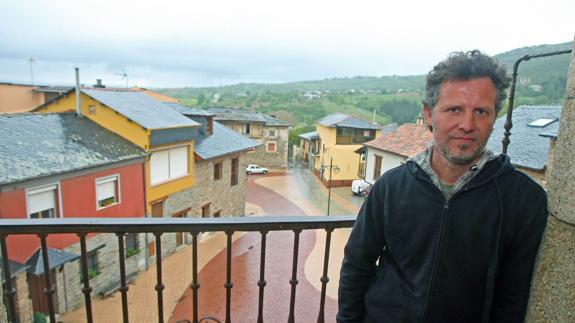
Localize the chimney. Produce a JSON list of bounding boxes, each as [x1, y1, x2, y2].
[[75, 68, 81, 117], [416, 113, 424, 125], [94, 79, 106, 88]]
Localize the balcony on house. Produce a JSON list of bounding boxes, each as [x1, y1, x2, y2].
[[0, 216, 354, 323], [335, 127, 376, 145]]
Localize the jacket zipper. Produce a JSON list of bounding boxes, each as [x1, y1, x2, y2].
[[420, 200, 450, 322]]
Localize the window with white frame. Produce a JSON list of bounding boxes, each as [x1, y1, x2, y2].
[[96, 175, 120, 209], [28, 185, 59, 219], [150, 146, 189, 185]]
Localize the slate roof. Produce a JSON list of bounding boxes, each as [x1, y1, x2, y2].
[[299, 131, 319, 141], [34, 86, 73, 93], [364, 123, 433, 158], [0, 113, 146, 185], [25, 248, 80, 275], [165, 103, 215, 117], [487, 105, 561, 170], [81, 89, 199, 130], [208, 107, 289, 126], [194, 122, 260, 160], [318, 113, 381, 130], [0, 258, 29, 281]]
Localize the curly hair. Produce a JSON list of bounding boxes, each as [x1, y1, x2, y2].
[[423, 50, 511, 113]]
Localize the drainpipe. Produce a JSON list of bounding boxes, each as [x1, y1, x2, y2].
[[501, 48, 572, 154], [75, 67, 81, 117]]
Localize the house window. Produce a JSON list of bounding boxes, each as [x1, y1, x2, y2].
[[213, 210, 221, 218], [201, 203, 211, 218], [231, 158, 239, 186], [87, 250, 99, 279], [96, 175, 120, 209], [28, 184, 59, 219], [266, 142, 276, 153], [243, 124, 251, 135], [214, 162, 223, 181], [150, 145, 189, 185], [374, 155, 382, 180], [268, 129, 276, 137], [125, 233, 139, 258]]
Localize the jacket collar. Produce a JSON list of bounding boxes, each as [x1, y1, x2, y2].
[[409, 143, 509, 199]]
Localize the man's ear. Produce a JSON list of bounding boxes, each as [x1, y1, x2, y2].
[[423, 105, 433, 132]]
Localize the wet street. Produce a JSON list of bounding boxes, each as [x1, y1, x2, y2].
[[169, 167, 361, 323]]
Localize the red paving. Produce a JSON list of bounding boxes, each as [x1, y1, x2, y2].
[[168, 173, 338, 323]]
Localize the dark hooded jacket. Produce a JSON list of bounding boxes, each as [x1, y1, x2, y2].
[[337, 154, 548, 323]]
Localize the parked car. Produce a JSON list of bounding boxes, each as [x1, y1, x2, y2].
[[246, 164, 268, 175], [351, 179, 371, 196]]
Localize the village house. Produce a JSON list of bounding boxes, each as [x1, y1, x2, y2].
[[361, 123, 432, 184], [166, 103, 260, 222], [0, 113, 147, 317], [314, 113, 382, 187], [207, 108, 290, 169], [487, 105, 561, 186], [298, 131, 320, 170], [33, 88, 201, 259]]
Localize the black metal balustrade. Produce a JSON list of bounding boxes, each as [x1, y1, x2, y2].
[[0, 216, 354, 323]]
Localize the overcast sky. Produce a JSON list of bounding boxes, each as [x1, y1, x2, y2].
[[0, 0, 573, 88]]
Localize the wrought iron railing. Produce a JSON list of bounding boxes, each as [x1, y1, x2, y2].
[[0, 216, 354, 323]]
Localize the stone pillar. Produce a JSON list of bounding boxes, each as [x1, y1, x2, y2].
[[526, 40, 575, 322]]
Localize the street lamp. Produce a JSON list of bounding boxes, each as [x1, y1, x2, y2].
[[325, 157, 340, 216]]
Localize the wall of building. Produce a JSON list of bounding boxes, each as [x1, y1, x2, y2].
[[146, 142, 196, 212], [54, 232, 146, 313], [0, 161, 145, 263], [0, 84, 45, 113], [365, 148, 406, 184], [244, 126, 288, 168]]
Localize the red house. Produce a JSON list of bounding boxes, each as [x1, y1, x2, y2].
[[0, 112, 147, 315]]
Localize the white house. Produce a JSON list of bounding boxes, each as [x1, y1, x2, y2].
[[363, 123, 432, 184]]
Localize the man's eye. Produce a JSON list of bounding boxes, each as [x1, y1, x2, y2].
[[475, 109, 489, 116], [447, 107, 460, 113]]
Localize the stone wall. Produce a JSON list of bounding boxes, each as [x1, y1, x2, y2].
[[245, 126, 289, 168], [13, 271, 32, 323], [526, 40, 575, 322], [165, 152, 248, 219], [56, 233, 146, 313]]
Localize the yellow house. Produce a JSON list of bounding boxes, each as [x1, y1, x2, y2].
[[315, 113, 382, 187], [34, 88, 200, 215]]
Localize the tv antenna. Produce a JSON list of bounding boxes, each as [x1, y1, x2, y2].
[[116, 70, 128, 88]]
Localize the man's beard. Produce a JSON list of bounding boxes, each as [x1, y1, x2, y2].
[[437, 141, 486, 166]]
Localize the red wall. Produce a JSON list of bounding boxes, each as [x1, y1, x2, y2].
[[0, 162, 145, 263]]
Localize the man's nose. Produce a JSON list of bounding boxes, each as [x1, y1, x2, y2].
[[458, 111, 475, 132]]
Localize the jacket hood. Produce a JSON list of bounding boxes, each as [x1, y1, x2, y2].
[[406, 153, 515, 190]]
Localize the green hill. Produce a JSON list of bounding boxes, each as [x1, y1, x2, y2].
[[157, 41, 572, 138]]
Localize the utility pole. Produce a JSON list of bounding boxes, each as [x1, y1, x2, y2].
[[326, 157, 340, 216]]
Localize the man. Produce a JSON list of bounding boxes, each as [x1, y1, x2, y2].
[[337, 50, 548, 323]]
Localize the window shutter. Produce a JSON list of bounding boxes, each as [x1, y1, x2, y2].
[[151, 150, 170, 184], [169, 146, 188, 179], [97, 179, 116, 201], [29, 185, 57, 214]]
